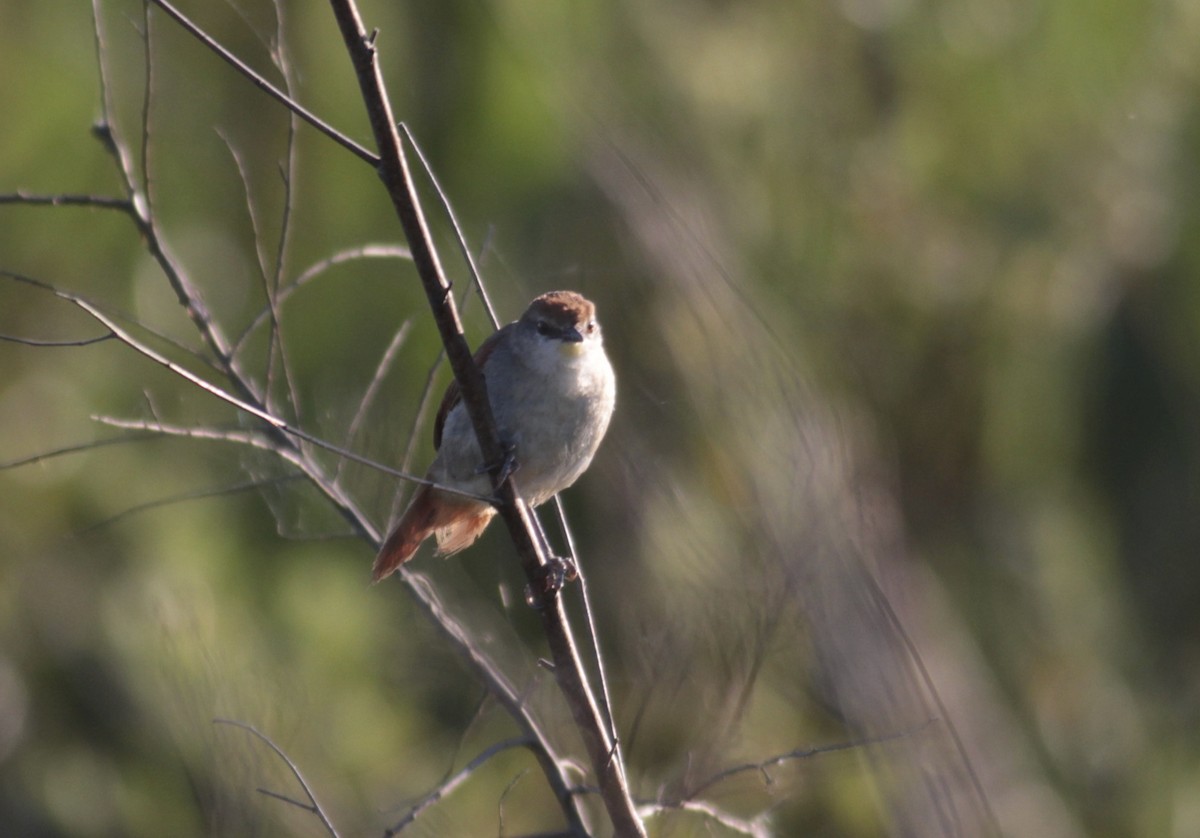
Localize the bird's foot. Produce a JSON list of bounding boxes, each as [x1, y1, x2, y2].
[[524, 555, 579, 609], [476, 439, 519, 486]]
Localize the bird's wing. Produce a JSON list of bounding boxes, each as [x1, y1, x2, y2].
[[433, 323, 511, 450]]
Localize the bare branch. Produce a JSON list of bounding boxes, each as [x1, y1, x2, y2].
[[386, 737, 531, 835], [498, 768, 532, 837], [139, 0, 156, 218], [213, 127, 301, 421], [335, 319, 413, 485], [0, 191, 132, 211], [0, 331, 115, 347], [89, 415, 480, 502], [92, 2, 255, 393], [398, 124, 500, 329], [324, 3, 642, 832], [0, 432, 160, 471], [639, 800, 770, 838], [862, 572, 1000, 831], [232, 244, 412, 358], [551, 498, 619, 747], [90, 0, 144, 216], [685, 721, 937, 801], [213, 718, 341, 838], [0, 270, 477, 502], [145, 0, 376, 165], [78, 474, 303, 535]]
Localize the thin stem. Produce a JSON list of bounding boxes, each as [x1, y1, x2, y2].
[[398, 124, 500, 329], [0, 331, 115, 347], [386, 737, 531, 835], [213, 719, 341, 838], [79, 474, 302, 534], [232, 244, 411, 357], [335, 319, 412, 485], [685, 721, 934, 801], [146, 0, 377, 165], [0, 192, 132, 210], [0, 432, 161, 471], [553, 497, 619, 746], [0, 269, 480, 502]]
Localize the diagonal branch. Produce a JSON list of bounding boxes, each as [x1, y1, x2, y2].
[[11, 259, 583, 830], [1, 270, 481, 502], [146, 0, 376, 165], [325, 2, 644, 834], [386, 736, 531, 835], [684, 721, 937, 802]]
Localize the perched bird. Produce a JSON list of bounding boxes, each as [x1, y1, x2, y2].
[[372, 290, 616, 581]]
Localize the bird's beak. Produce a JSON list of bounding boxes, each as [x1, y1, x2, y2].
[[558, 326, 586, 357]]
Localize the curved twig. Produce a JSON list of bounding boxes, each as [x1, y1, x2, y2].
[[213, 718, 341, 838], [232, 244, 412, 357], [386, 737, 531, 835], [685, 721, 936, 801], [0, 331, 114, 347]]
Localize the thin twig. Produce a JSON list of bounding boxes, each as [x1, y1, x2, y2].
[[0, 432, 160, 471], [0, 331, 115, 347], [146, 0, 376, 165], [552, 498, 620, 748], [335, 319, 412, 485], [139, 0, 155, 219], [0, 191, 132, 210], [91, 0, 144, 217], [386, 737, 531, 835], [638, 799, 770, 838], [685, 721, 936, 801], [398, 124, 500, 328], [78, 474, 303, 534], [862, 573, 1001, 833], [1, 270, 481, 502], [232, 244, 412, 357], [89, 414, 483, 503], [263, 6, 304, 423], [3, 266, 221, 373], [213, 718, 341, 838], [498, 768, 531, 837]]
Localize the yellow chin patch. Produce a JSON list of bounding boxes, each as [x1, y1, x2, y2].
[[559, 341, 586, 358]]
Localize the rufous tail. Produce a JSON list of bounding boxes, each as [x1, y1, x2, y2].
[[372, 486, 495, 582]]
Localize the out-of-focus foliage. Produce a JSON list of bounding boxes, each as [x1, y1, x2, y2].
[[2, 0, 1199, 835]]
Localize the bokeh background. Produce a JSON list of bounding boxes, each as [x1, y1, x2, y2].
[[3, 0, 1199, 835]]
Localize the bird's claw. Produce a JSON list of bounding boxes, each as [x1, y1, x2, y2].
[[523, 555, 579, 609], [476, 440, 519, 486]]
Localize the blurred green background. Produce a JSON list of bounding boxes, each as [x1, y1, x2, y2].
[[3, 0, 1199, 835]]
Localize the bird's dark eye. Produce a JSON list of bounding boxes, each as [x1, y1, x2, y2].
[[585, 320, 598, 334], [536, 321, 554, 337]]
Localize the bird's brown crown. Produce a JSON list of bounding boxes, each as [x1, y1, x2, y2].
[[524, 290, 596, 328]]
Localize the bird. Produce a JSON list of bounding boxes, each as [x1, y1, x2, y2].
[[372, 290, 616, 582]]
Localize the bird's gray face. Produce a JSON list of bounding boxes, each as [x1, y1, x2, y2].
[[531, 312, 601, 359], [519, 292, 603, 362]]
